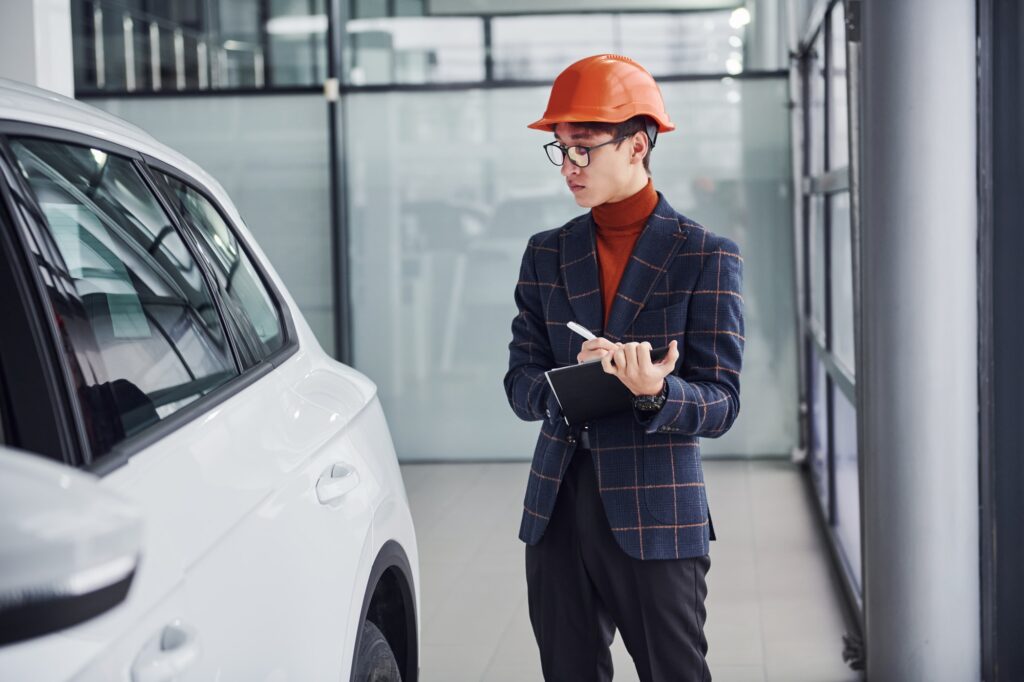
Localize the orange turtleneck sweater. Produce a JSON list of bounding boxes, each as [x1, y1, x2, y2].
[[592, 179, 659, 325]]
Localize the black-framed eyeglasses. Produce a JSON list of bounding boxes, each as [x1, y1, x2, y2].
[[543, 135, 630, 168]]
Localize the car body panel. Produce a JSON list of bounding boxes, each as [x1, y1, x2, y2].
[[0, 80, 419, 681]]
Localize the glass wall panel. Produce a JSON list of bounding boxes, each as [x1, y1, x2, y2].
[[89, 95, 334, 352], [346, 78, 796, 460], [491, 15, 615, 81], [796, 3, 861, 605], [619, 13, 743, 77], [72, 0, 329, 94], [830, 191, 855, 371], [491, 11, 742, 81], [345, 17, 484, 85], [810, 352, 830, 512], [828, 3, 849, 170], [810, 194, 826, 336], [832, 383, 861, 590], [394, 0, 425, 17], [266, 0, 329, 86], [354, 0, 388, 19], [808, 29, 826, 177]]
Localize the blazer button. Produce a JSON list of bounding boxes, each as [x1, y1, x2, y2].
[[567, 435, 576, 445]]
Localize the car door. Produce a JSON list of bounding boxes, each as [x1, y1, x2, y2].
[[146, 166, 378, 679], [0, 132, 226, 681], [2, 128, 378, 680]]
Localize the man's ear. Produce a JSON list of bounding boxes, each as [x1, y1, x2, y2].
[[630, 132, 649, 165]]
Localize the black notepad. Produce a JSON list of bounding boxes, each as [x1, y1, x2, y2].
[[544, 346, 673, 427]]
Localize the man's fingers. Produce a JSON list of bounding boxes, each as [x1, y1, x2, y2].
[[583, 337, 617, 352], [655, 339, 680, 366], [601, 350, 616, 374], [623, 343, 640, 374], [665, 339, 680, 366], [613, 346, 626, 373], [638, 341, 653, 368]]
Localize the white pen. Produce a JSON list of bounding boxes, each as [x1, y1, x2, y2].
[[566, 321, 597, 341]]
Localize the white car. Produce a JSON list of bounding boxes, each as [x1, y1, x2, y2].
[[0, 79, 419, 681]]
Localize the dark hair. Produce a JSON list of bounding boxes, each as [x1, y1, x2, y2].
[[569, 115, 655, 173]]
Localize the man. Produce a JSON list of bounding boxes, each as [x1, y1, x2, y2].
[[503, 54, 744, 681]]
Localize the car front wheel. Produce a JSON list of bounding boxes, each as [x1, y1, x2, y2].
[[353, 620, 401, 681]]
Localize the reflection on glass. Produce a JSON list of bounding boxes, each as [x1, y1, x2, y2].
[[354, 0, 389, 19], [829, 4, 849, 170], [810, 352, 830, 514], [491, 11, 742, 81], [810, 194, 827, 336], [10, 138, 236, 456], [266, 0, 329, 86], [70, 0, 329, 93], [345, 17, 484, 84], [808, 28, 826, 176], [830, 191, 854, 372], [832, 382, 861, 591], [158, 173, 284, 367]]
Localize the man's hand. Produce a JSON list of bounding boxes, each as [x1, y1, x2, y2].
[[601, 340, 680, 396], [577, 337, 620, 364]]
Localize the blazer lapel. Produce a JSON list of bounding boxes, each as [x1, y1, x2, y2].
[[604, 194, 690, 342], [559, 214, 604, 337]]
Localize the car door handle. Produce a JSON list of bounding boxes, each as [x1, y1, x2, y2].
[[316, 463, 359, 504], [131, 620, 201, 682]]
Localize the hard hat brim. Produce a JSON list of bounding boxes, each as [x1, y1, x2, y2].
[[528, 114, 676, 133]]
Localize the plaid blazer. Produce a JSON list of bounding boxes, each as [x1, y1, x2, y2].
[[504, 193, 744, 561]]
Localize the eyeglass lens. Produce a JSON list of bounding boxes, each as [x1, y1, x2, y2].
[[545, 144, 590, 168]]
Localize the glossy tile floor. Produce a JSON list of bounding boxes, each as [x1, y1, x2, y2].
[[401, 459, 863, 682]]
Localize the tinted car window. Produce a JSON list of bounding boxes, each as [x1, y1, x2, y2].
[[156, 172, 284, 367], [9, 138, 238, 457]]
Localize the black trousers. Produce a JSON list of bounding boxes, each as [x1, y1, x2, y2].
[[525, 449, 711, 682]]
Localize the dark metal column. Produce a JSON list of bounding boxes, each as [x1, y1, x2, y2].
[[979, 0, 1024, 678], [327, 0, 352, 363]]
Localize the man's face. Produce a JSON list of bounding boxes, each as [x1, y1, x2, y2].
[[553, 123, 639, 208]]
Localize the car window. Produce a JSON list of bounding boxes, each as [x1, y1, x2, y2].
[[8, 138, 238, 458], [155, 172, 284, 367]]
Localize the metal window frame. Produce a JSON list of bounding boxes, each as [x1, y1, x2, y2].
[[141, 154, 299, 366], [0, 161, 83, 465], [793, 0, 865, 633]]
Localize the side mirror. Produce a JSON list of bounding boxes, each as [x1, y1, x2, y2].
[[0, 447, 142, 646]]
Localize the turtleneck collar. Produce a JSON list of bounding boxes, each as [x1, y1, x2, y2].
[[592, 178, 658, 231]]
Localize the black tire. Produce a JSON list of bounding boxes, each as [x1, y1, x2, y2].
[[353, 620, 401, 682]]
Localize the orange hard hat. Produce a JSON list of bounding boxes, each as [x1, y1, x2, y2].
[[528, 54, 676, 133]]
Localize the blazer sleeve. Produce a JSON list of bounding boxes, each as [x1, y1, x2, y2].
[[504, 237, 561, 424], [640, 236, 744, 437]]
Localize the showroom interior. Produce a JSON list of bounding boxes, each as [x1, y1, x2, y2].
[[1, 0, 1020, 680]]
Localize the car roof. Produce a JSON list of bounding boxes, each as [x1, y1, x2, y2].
[[0, 78, 228, 200]]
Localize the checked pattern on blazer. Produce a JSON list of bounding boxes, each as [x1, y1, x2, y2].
[[503, 193, 744, 561]]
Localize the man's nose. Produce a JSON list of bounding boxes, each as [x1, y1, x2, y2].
[[560, 157, 579, 178]]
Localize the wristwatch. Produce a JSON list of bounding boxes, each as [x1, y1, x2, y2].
[[633, 380, 668, 413]]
